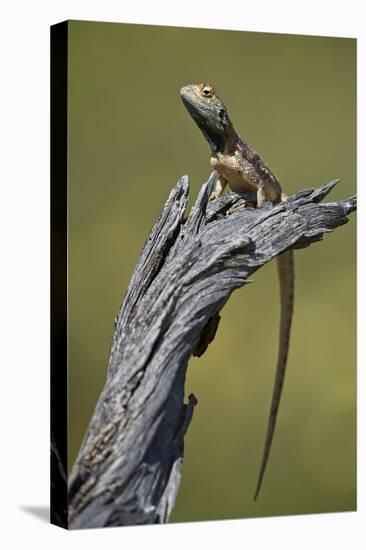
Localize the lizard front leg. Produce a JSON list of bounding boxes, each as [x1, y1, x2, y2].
[[256, 183, 267, 208], [210, 175, 227, 200]]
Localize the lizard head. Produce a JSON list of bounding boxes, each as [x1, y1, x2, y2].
[[180, 83, 232, 153]]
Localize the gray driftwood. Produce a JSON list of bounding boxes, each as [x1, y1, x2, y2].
[[68, 172, 356, 528]]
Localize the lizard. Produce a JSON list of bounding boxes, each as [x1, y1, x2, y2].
[[180, 83, 294, 500]]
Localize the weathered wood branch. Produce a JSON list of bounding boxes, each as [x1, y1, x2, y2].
[[68, 172, 356, 528]]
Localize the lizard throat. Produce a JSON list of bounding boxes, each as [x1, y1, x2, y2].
[[196, 122, 239, 155], [200, 127, 226, 154]]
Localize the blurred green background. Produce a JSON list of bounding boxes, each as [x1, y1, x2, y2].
[[67, 21, 356, 522]]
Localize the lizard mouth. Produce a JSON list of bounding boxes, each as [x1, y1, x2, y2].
[[180, 85, 193, 101], [180, 88, 198, 112], [180, 85, 227, 153], [180, 88, 212, 127]]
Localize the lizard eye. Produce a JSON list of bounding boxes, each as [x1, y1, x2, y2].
[[201, 86, 214, 98]]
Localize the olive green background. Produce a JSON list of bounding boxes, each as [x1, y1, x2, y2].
[[67, 20, 356, 522]]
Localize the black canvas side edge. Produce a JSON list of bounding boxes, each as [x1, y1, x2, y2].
[[50, 20, 68, 529]]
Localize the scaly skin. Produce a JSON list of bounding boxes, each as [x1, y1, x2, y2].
[[180, 83, 294, 500]]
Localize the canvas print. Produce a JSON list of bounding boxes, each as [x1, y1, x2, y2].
[[51, 20, 356, 529]]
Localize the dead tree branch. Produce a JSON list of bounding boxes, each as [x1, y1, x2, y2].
[[68, 172, 356, 528]]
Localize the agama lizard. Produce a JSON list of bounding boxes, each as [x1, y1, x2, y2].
[[180, 83, 294, 500]]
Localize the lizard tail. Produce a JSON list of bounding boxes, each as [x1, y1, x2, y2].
[[254, 249, 295, 500]]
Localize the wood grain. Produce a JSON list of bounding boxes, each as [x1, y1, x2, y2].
[[67, 172, 356, 528]]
